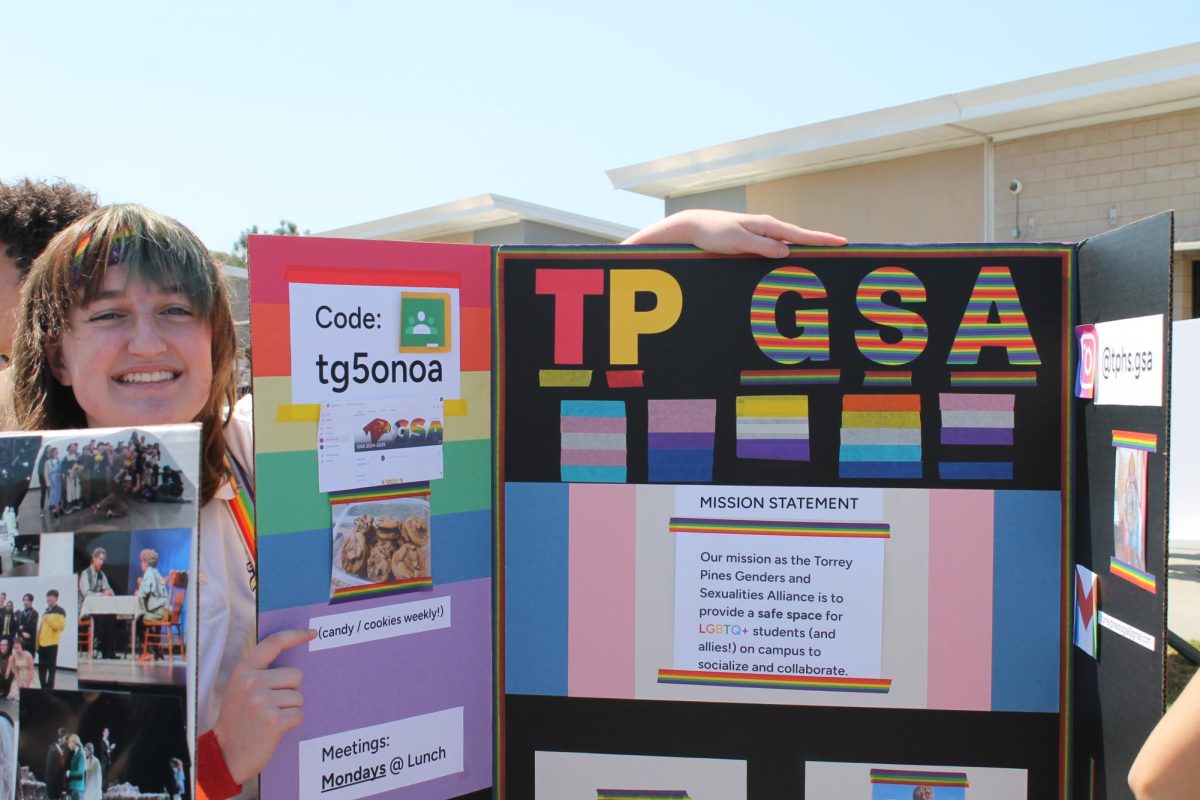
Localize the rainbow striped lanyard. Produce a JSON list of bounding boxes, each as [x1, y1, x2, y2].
[[224, 455, 256, 568]]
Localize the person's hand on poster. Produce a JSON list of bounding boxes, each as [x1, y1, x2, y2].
[[211, 628, 317, 784], [622, 209, 847, 256]]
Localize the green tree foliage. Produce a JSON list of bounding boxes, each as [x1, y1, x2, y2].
[[229, 220, 310, 267]]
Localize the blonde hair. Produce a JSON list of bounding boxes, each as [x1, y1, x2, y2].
[[140, 548, 159, 567], [11, 205, 237, 504]]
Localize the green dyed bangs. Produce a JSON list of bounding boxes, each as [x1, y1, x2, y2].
[[68, 205, 218, 315]]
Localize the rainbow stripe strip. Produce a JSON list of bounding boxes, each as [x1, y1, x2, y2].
[[224, 456, 256, 563], [947, 266, 1041, 365], [741, 369, 840, 385], [855, 267, 928, 365], [596, 792, 690, 800], [870, 769, 969, 787], [950, 371, 1038, 387], [669, 518, 890, 538], [750, 266, 829, 361], [1112, 430, 1158, 452], [332, 575, 433, 600], [863, 371, 912, 386], [1110, 558, 1157, 593], [657, 669, 891, 693], [329, 483, 431, 505]]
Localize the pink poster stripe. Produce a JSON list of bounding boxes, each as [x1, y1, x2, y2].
[[560, 416, 628, 434], [560, 448, 627, 467], [938, 393, 1015, 411], [928, 489, 994, 710], [569, 484, 637, 699]]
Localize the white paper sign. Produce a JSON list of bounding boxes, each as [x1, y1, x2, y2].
[[308, 596, 450, 652], [1094, 314, 1164, 407], [289, 283, 461, 403], [672, 526, 885, 679], [298, 707, 463, 799], [317, 399, 444, 492], [1098, 610, 1156, 651], [675, 486, 883, 521]]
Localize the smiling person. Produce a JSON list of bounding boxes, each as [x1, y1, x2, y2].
[[8, 203, 843, 798], [10, 204, 312, 800]]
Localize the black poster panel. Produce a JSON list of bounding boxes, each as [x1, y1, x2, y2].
[[1074, 211, 1173, 799]]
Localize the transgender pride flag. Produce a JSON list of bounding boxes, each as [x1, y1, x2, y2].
[[560, 400, 627, 483]]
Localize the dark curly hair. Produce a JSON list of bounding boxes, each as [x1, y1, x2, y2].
[[0, 179, 99, 274]]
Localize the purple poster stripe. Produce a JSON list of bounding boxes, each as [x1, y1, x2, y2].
[[648, 432, 716, 450], [259, 579, 493, 800], [737, 439, 811, 461], [941, 427, 1014, 445], [647, 399, 716, 427]]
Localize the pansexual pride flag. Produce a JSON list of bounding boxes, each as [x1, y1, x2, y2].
[[648, 399, 715, 482], [839, 394, 921, 479], [561, 400, 627, 483], [735, 395, 809, 461], [938, 393, 1014, 480]]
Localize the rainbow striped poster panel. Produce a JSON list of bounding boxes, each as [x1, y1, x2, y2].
[[805, 761, 1027, 800], [534, 751, 746, 800], [250, 235, 495, 800]]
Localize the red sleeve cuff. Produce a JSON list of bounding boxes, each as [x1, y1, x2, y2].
[[196, 729, 242, 800]]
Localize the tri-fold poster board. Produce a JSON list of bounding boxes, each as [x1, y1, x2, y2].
[[249, 211, 1173, 800]]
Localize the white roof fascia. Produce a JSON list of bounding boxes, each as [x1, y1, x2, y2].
[[319, 193, 636, 241], [609, 43, 1200, 198]]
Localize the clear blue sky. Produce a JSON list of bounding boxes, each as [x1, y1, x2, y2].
[[4, 1, 1198, 251]]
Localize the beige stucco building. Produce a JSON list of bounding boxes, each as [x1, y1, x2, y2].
[[609, 43, 1200, 320]]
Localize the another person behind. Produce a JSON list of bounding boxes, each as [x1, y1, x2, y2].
[[0, 600, 13, 650], [44, 728, 67, 800], [9, 203, 843, 797], [83, 743, 102, 800], [36, 589, 65, 689], [0, 640, 11, 699], [0, 179, 98, 367], [14, 593, 36, 654], [136, 548, 167, 660], [78, 546, 116, 659], [64, 733, 85, 800], [170, 757, 186, 800], [6, 639, 34, 691], [1128, 668, 1200, 799]]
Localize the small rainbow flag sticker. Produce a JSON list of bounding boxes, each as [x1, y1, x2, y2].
[[669, 518, 890, 539], [1110, 557, 1156, 593], [657, 669, 891, 693], [329, 483, 431, 505], [870, 769, 969, 787], [1112, 430, 1157, 452], [740, 368, 840, 385]]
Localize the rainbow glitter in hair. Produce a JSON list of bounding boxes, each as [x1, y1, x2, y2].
[[69, 227, 136, 284]]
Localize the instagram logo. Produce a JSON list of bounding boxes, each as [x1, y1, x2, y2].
[[1076, 324, 1098, 399]]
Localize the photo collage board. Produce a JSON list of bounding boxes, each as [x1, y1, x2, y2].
[[0, 423, 200, 800]]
